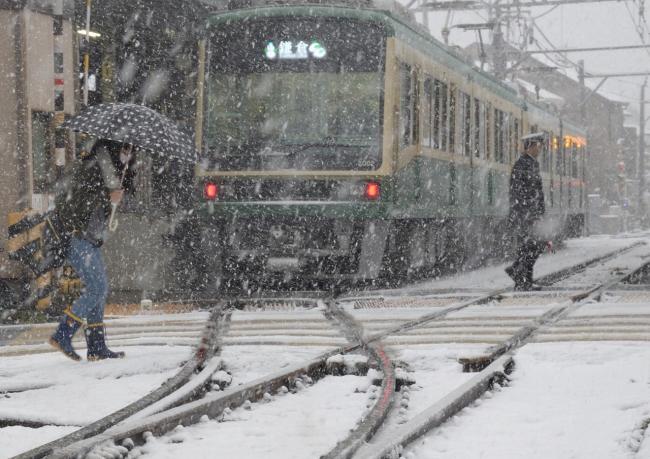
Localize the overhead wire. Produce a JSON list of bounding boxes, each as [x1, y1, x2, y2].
[[437, 0, 646, 103], [530, 21, 581, 70], [532, 4, 559, 19], [623, 0, 650, 60]]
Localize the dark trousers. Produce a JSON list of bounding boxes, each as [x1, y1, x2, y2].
[[511, 232, 545, 287]]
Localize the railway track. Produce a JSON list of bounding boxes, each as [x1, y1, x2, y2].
[[2, 240, 648, 458], [351, 242, 650, 459]]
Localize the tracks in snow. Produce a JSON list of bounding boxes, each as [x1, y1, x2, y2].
[[3, 240, 649, 458]]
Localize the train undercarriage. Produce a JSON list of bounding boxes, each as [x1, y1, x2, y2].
[[170, 212, 584, 294]]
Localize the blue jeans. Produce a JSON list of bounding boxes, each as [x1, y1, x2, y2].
[[67, 237, 108, 324]]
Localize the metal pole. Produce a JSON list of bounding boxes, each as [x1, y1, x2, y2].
[[421, 0, 431, 33], [52, 0, 65, 184], [492, 3, 506, 79], [83, 0, 92, 106], [195, 39, 207, 153], [639, 80, 647, 225], [578, 60, 586, 126]]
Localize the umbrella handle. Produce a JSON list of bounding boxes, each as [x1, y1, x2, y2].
[[108, 203, 119, 232]]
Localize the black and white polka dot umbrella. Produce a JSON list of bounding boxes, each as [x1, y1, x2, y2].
[[63, 103, 198, 164]]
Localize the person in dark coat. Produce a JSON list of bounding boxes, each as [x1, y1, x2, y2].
[[505, 132, 547, 291], [49, 139, 133, 361]]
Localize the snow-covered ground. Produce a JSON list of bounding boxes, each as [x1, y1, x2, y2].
[[221, 345, 336, 385], [0, 345, 190, 458], [405, 342, 650, 459], [2, 233, 650, 458], [401, 235, 647, 293], [127, 375, 370, 459]]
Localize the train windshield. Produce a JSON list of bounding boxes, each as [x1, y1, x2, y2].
[[204, 17, 385, 172]]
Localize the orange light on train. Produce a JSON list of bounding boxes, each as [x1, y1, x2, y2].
[[563, 135, 586, 148]]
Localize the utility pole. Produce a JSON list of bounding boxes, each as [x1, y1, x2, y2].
[[640, 80, 647, 225], [52, 0, 66, 185], [578, 60, 586, 126], [492, 2, 507, 79]]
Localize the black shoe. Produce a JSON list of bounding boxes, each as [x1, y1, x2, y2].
[[514, 283, 543, 292], [85, 325, 125, 361]]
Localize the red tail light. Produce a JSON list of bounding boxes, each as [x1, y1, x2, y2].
[[204, 182, 218, 200], [364, 181, 381, 200]]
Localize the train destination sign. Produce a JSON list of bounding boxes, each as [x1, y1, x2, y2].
[[264, 40, 327, 60]]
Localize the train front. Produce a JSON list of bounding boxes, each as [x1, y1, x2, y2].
[[191, 8, 392, 289]]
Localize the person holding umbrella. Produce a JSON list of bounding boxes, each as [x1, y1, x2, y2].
[[49, 138, 132, 361], [49, 103, 198, 361]]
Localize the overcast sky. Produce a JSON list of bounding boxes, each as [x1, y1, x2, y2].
[[405, 1, 650, 121]]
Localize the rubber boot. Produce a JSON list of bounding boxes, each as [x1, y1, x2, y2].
[[85, 324, 125, 361], [49, 312, 82, 361]]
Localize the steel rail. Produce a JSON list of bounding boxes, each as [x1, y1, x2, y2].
[[48, 345, 362, 458], [45, 296, 377, 459], [354, 355, 514, 459], [457, 247, 650, 371], [354, 250, 650, 459], [340, 241, 646, 301], [321, 300, 396, 459], [15, 241, 643, 458], [12, 305, 227, 459], [347, 241, 645, 349]]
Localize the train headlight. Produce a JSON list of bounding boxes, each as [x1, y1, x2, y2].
[[364, 181, 381, 201], [204, 182, 219, 201]]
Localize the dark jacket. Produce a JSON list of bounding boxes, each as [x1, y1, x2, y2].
[[509, 153, 545, 229], [55, 154, 112, 241]]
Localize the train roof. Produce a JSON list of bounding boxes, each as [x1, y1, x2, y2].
[[204, 0, 586, 136]]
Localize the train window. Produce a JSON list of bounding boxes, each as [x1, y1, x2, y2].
[[572, 144, 579, 178], [485, 103, 491, 160], [503, 112, 509, 163], [555, 137, 565, 177], [474, 98, 481, 159], [440, 82, 448, 151], [461, 92, 471, 157], [422, 78, 432, 148], [513, 118, 520, 161], [449, 85, 456, 154], [494, 109, 504, 163], [399, 63, 412, 149], [541, 131, 551, 172], [487, 169, 494, 205], [412, 70, 420, 145], [548, 138, 553, 178], [432, 79, 441, 149], [449, 162, 457, 205]]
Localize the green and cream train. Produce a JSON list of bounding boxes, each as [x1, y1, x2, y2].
[[183, 0, 586, 288]]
